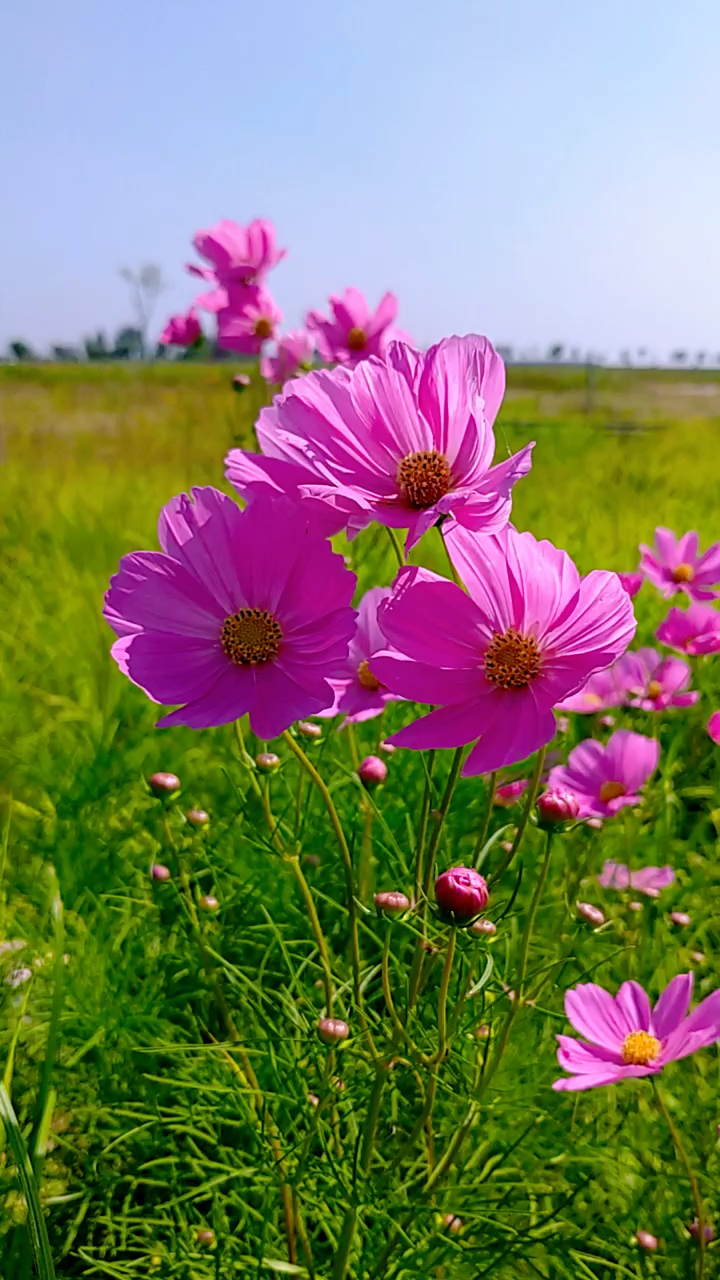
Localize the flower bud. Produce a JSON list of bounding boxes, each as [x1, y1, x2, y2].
[[434, 866, 489, 922], [500, 840, 514, 854], [470, 918, 497, 937], [5, 967, 32, 988], [232, 373, 251, 392], [379, 740, 396, 755], [297, 721, 322, 739], [689, 1220, 715, 1242], [556, 715, 569, 734], [195, 1228, 216, 1247], [669, 911, 691, 927], [151, 863, 171, 881], [186, 808, 209, 827], [599, 715, 615, 728], [149, 771, 180, 797], [586, 817, 603, 830], [256, 751, 280, 772], [442, 1214, 463, 1234], [636, 1230, 658, 1251], [629, 900, 643, 912], [537, 789, 580, 826], [474, 1024, 490, 1040], [317, 1016, 349, 1046], [493, 779, 528, 807], [198, 894, 219, 911], [307, 1092, 320, 1108], [691, 951, 705, 965], [576, 901, 605, 927], [358, 755, 387, 789], [374, 890, 410, 916]]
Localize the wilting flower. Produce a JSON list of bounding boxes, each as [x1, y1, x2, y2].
[[216, 285, 282, 354], [261, 330, 314, 384], [317, 587, 403, 726], [556, 654, 635, 714], [104, 488, 356, 738], [188, 217, 286, 297], [622, 647, 699, 711], [225, 335, 533, 550], [493, 779, 528, 806], [617, 571, 643, 597], [709, 711, 720, 744], [639, 527, 720, 601], [306, 287, 398, 366], [553, 973, 720, 1091], [656, 602, 720, 656], [435, 867, 489, 921], [159, 308, 202, 347], [373, 525, 636, 775], [547, 730, 659, 819], [598, 860, 675, 897]]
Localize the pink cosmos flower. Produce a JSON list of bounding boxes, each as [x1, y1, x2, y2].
[[655, 602, 720, 656], [103, 488, 356, 738], [617, 571, 643, 597], [547, 730, 659, 819], [317, 586, 403, 726], [306, 288, 398, 366], [261, 330, 314, 384], [216, 285, 282, 355], [553, 973, 720, 1091], [639, 527, 720, 601], [556, 654, 636, 714], [708, 710, 720, 744], [622, 647, 699, 711], [159, 308, 202, 347], [371, 524, 636, 776], [225, 335, 534, 551], [493, 779, 528, 806], [597, 860, 675, 897], [188, 217, 286, 297]]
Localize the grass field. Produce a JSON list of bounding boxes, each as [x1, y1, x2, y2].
[[1, 362, 720, 1279]]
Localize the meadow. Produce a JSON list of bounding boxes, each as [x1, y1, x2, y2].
[[1, 360, 720, 1279]]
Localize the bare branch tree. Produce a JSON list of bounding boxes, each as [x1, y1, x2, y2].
[[119, 263, 169, 358]]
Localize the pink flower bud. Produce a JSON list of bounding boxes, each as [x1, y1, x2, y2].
[[556, 715, 569, 734], [636, 1230, 658, 1251], [195, 1228, 216, 1247], [442, 1214, 463, 1234], [474, 1024, 490, 1039], [599, 715, 615, 728], [379, 740, 396, 754], [149, 771, 180, 797], [500, 840, 514, 854], [151, 863, 171, 881], [374, 890, 410, 915], [689, 1220, 715, 1242], [186, 808, 209, 827], [537, 789, 580, 825], [303, 854, 321, 868], [586, 817, 603, 831], [232, 373, 251, 392], [576, 901, 605, 927], [307, 1092, 320, 1108], [198, 894, 219, 911], [297, 721, 322, 739], [359, 755, 387, 788], [493, 779, 528, 807], [629, 900, 644, 912], [256, 751, 280, 772], [470, 918, 497, 936], [434, 866, 489, 922], [669, 911, 691, 927], [691, 951, 705, 965], [317, 1016, 349, 1046]]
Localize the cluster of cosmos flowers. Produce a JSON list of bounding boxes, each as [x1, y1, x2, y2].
[[111, 216, 720, 1097]]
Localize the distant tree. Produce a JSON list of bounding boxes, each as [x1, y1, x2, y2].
[[496, 345, 514, 363], [85, 332, 112, 360], [8, 340, 37, 361], [671, 350, 688, 365], [620, 349, 632, 367], [52, 345, 80, 362], [637, 347, 648, 360], [119, 263, 169, 357], [548, 343, 564, 362], [113, 326, 144, 360], [569, 347, 581, 363], [696, 351, 706, 366]]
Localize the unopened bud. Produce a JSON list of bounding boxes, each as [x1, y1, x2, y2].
[[629, 900, 644, 912], [599, 715, 615, 728], [576, 902, 605, 927], [435, 866, 489, 923], [500, 840, 514, 854], [537, 789, 580, 826], [688, 1220, 715, 1242], [232, 373, 251, 392], [374, 890, 410, 916], [470, 918, 497, 937], [317, 1016, 349, 1046], [198, 894, 219, 911], [186, 808, 209, 827], [474, 1024, 490, 1040], [149, 771, 180, 797], [151, 863, 171, 881], [669, 911, 691, 927], [636, 1230, 658, 1251], [586, 817, 603, 830], [379, 740, 396, 754], [195, 1228, 216, 1247], [307, 1092, 319, 1108], [493, 779, 528, 807], [442, 1214, 463, 1234], [556, 715, 569, 734], [359, 755, 387, 788], [691, 951, 705, 964], [297, 721, 322, 739], [303, 854, 321, 868], [256, 751, 280, 772]]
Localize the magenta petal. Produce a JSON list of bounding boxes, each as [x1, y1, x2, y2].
[[112, 633, 225, 706], [652, 974, 694, 1040], [370, 654, 483, 704], [389, 700, 490, 750], [250, 663, 334, 740], [564, 984, 627, 1050], [615, 981, 652, 1032], [156, 665, 256, 729], [379, 571, 488, 665], [556, 1035, 624, 1073], [552, 1069, 631, 1092], [462, 691, 556, 775]]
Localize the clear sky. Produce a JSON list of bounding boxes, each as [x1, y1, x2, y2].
[[2, 0, 719, 359]]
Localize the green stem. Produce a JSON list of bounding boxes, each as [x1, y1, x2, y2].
[[332, 1065, 388, 1280], [652, 1078, 706, 1279], [288, 857, 334, 1016], [436, 523, 462, 586], [408, 747, 464, 1014], [472, 771, 497, 868], [384, 525, 406, 570], [413, 751, 436, 907], [433, 930, 457, 1064], [515, 829, 554, 1002], [492, 746, 546, 881]]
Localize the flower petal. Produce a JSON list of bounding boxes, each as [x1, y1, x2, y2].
[[652, 974, 694, 1041]]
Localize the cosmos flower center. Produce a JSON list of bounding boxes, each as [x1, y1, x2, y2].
[[599, 780, 626, 803], [346, 326, 367, 351], [483, 628, 542, 690], [357, 658, 383, 691], [672, 562, 695, 583], [622, 1030, 661, 1065], [254, 317, 273, 339], [397, 450, 452, 509], [646, 680, 663, 699], [220, 608, 283, 665]]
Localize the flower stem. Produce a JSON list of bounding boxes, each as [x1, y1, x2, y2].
[[436, 524, 462, 587], [385, 525, 406, 570], [413, 751, 436, 907], [472, 771, 497, 868], [652, 1077, 706, 1279], [332, 1063, 388, 1280], [408, 746, 464, 1013], [491, 745, 546, 881], [433, 929, 457, 1064], [288, 856, 334, 1016]]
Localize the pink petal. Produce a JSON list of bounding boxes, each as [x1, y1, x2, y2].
[[389, 699, 493, 751], [564, 984, 628, 1050], [369, 654, 484, 704], [653, 974, 694, 1040], [111, 633, 225, 707], [249, 663, 335, 740], [556, 1035, 624, 1072], [615, 981, 652, 1032], [379, 570, 489, 665], [462, 689, 557, 775], [156, 664, 256, 729]]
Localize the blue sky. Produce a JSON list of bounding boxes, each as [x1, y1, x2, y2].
[[2, 0, 719, 357]]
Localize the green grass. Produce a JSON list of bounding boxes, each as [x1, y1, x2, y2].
[[1, 363, 720, 1278]]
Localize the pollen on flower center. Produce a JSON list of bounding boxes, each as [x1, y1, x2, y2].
[[357, 658, 383, 691], [346, 326, 367, 351], [598, 779, 626, 803], [254, 317, 273, 339], [220, 608, 283, 665], [397, 450, 452, 509], [672, 562, 695, 583], [483, 628, 542, 690], [622, 1030, 661, 1065], [646, 680, 663, 699]]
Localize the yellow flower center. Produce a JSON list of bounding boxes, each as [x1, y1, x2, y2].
[[346, 326, 367, 351], [622, 1030, 661, 1065], [672, 563, 695, 584], [220, 609, 282, 665], [599, 780, 626, 804], [357, 658, 383, 692], [646, 680, 663, 699], [254, 317, 273, 339], [484, 628, 542, 690], [397, 450, 452, 509]]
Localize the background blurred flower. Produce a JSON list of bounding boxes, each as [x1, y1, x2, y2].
[[656, 602, 720, 655], [216, 285, 282, 354], [306, 287, 398, 366], [548, 730, 659, 819], [639, 527, 720, 601], [622, 647, 699, 710], [494, 779, 528, 806], [598, 860, 675, 896], [317, 586, 403, 726], [188, 217, 286, 294], [159, 308, 202, 347], [556, 653, 635, 714], [261, 330, 314, 384], [617, 570, 643, 597], [708, 710, 720, 744]]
